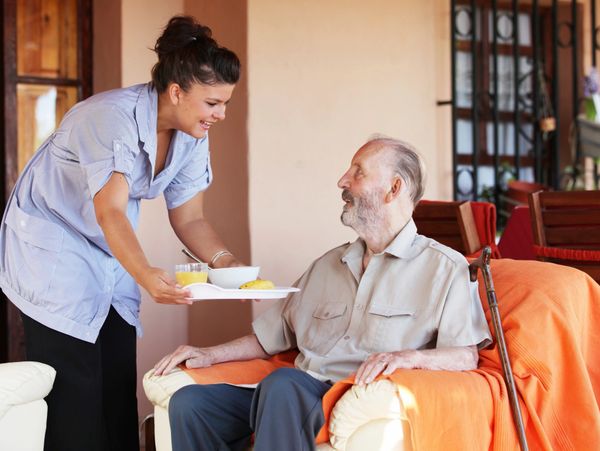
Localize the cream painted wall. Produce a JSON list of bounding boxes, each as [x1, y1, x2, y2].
[[183, 0, 253, 349], [247, 0, 450, 315], [120, 0, 186, 420]]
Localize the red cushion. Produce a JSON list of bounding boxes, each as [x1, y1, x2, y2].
[[533, 245, 600, 262]]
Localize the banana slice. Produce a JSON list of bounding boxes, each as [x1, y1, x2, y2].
[[239, 279, 275, 290]]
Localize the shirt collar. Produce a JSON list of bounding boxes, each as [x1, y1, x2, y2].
[[135, 83, 158, 159], [383, 219, 418, 258], [341, 218, 418, 264]]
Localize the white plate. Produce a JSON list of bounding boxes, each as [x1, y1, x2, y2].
[[185, 283, 299, 301]]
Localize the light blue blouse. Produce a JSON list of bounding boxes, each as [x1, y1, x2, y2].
[[0, 83, 212, 343]]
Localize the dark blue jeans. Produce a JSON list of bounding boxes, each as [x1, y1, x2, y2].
[[169, 367, 332, 451]]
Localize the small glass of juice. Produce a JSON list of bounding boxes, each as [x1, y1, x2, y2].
[[175, 263, 208, 286]]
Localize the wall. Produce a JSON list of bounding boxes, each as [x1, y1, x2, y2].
[[93, 0, 121, 93], [120, 0, 186, 420], [183, 0, 252, 348], [246, 0, 449, 315], [117, 0, 252, 419]]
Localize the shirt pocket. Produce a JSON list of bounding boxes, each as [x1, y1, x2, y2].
[[301, 301, 348, 354], [365, 303, 419, 352], [5, 204, 64, 300]]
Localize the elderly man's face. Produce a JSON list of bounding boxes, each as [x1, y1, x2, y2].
[[337, 145, 390, 229]]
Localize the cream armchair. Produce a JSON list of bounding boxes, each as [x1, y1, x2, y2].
[[143, 258, 600, 451], [143, 368, 409, 451], [0, 361, 56, 451]]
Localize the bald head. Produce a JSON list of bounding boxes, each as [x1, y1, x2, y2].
[[364, 136, 426, 206]]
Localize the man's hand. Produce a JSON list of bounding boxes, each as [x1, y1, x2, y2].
[[138, 267, 192, 305], [152, 334, 271, 377], [354, 350, 418, 385], [153, 345, 213, 376], [355, 346, 479, 385]]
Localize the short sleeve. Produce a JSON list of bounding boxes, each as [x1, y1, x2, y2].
[[68, 106, 139, 198], [436, 261, 492, 350], [252, 272, 308, 355], [252, 301, 296, 355], [164, 137, 212, 209]]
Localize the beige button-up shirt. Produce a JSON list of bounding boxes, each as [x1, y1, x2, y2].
[[253, 219, 492, 382]]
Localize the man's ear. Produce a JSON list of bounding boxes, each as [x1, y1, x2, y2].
[[385, 176, 402, 203], [167, 83, 183, 105]]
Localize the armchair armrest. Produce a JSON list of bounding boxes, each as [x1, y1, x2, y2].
[[0, 361, 55, 419], [0, 361, 56, 451], [328, 380, 409, 451]]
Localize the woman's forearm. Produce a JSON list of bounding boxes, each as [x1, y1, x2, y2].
[[97, 207, 151, 284], [173, 216, 224, 259]]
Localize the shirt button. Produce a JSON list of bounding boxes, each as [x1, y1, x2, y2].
[[323, 312, 330, 318], [344, 335, 350, 340], [356, 304, 363, 311], [19, 219, 26, 228]]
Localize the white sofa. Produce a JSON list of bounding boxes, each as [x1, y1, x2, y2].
[[143, 368, 409, 451], [0, 361, 56, 451]]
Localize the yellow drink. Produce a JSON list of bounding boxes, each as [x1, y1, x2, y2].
[[176, 271, 208, 286]]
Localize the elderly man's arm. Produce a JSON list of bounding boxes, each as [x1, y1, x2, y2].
[[355, 345, 479, 385], [153, 334, 271, 376]]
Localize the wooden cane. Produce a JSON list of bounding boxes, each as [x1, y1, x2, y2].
[[469, 246, 529, 451]]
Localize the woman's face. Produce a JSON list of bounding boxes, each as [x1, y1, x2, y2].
[[172, 82, 236, 139]]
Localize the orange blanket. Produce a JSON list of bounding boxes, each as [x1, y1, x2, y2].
[[184, 259, 600, 449]]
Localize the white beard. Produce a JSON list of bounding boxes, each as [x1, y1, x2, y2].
[[340, 187, 386, 235]]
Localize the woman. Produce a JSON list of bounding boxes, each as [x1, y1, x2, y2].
[[0, 15, 242, 451]]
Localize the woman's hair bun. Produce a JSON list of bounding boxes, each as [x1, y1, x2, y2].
[[151, 15, 240, 92]]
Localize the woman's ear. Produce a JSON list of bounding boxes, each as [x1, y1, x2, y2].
[[167, 83, 183, 105]]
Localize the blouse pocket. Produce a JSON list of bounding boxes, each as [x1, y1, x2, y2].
[[302, 301, 348, 354], [5, 204, 64, 300]]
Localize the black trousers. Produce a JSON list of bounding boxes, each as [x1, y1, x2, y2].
[[169, 367, 331, 451], [21, 307, 140, 451]]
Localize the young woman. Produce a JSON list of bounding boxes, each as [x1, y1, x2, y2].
[[0, 15, 242, 450]]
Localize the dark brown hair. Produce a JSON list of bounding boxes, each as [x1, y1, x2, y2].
[[151, 16, 240, 93]]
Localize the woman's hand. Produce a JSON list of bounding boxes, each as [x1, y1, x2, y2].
[[153, 345, 213, 376], [138, 267, 192, 305]]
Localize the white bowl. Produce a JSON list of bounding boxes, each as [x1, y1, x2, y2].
[[208, 266, 260, 289]]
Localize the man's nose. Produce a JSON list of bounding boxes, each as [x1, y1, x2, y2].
[[337, 173, 349, 189]]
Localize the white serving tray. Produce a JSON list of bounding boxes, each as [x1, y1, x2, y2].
[[185, 283, 299, 301]]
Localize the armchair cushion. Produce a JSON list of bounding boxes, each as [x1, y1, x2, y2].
[[0, 361, 55, 419], [0, 361, 56, 451]]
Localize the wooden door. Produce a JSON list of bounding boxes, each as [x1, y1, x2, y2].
[[0, 0, 93, 362]]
